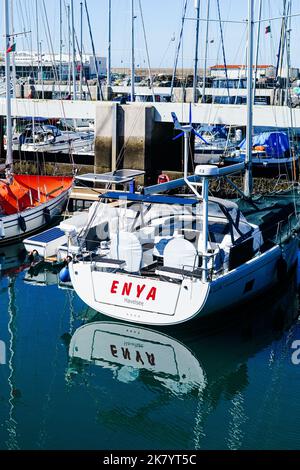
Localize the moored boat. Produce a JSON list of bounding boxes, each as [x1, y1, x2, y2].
[[222, 130, 299, 177], [0, 1, 73, 246], [67, 0, 300, 326], [67, 162, 299, 325]]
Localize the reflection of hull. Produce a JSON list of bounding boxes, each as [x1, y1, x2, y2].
[[69, 322, 205, 393], [66, 271, 299, 448], [0, 243, 27, 276], [69, 267, 299, 392], [23, 259, 65, 286], [24, 269, 58, 286]]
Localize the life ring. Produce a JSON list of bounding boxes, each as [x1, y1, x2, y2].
[[277, 257, 288, 282], [18, 215, 27, 232], [43, 207, 51, 224]]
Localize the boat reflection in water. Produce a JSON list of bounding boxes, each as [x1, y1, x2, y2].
[[67, 271, 299, 448], [0, 244, 28, 277], [69, 321, 206, 396]]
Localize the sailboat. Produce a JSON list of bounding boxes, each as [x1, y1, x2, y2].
[[67, 0, 300, 326], [5, 121, 94, 155], [0, 0, 73, 246], [222, 130, 299, 177]]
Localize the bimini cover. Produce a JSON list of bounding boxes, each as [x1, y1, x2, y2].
[[110, 231, 142, 273], [239, 131, 290, 158]]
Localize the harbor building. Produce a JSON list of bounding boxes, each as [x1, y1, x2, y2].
[[0, 51, 107, 81]]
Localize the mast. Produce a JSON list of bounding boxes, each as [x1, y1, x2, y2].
[[170, 0, 188, 101], [59, 0, 63, 82], [107, 0, 112, 87], [138, 0, 155, 102], [80, 1, 83, 99], [35, 0, 40, 84], [131, 0, 135, 102], [84, 0, 104, 100], [193, 0, 201, 103], [71, 0, 77, 100], [67, 4, 71, 96], [244, 0, 254, 197], [202, 0, 210, 103], [35, 1, 44, 99], [285, 0, 291, 106], [10, 0, 16, 99], [253, 0, 262, 102], [4, 0, 13, 177], [216, 0, 230, 100], [40, 41, 44, 99]]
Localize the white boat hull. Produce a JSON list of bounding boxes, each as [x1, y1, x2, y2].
[[0, 188, 71, 246], [21, 135, 94, 154], [69, 237, 298, 326]]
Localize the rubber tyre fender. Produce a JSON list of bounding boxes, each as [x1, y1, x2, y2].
[[43, 207, 51, 224], [18, 215, 27, 232]]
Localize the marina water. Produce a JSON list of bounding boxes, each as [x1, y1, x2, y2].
[[1, 245, 300, 450]]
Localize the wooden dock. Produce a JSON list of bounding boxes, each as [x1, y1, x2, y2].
[[69, 186, 104, 211], [70, 186, 104, 201]]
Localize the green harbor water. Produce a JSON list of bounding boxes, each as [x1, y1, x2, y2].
[[1, 244, 300, 450]]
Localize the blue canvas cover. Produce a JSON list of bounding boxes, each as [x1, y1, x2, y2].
[[239, 131, 290, 158]]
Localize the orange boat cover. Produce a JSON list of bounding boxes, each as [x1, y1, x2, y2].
[[0, 175, 73, 215]]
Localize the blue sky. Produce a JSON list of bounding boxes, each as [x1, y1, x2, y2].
[[2, 0, 300, 69]]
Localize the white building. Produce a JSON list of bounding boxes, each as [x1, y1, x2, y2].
[[0, 51, 107, 80], [210, 64, 276, 79]]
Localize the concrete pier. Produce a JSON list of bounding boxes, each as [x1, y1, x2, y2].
[[2, 98, 300, 183], [94, 102, 178, 184], [94, 102, 116, 173], [94, 102, 155, 180]]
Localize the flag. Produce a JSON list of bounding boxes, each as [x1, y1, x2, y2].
[[6, 43, 16, 53], [265, 25, 271, 34]]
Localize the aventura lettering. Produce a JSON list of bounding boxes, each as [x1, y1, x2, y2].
[[110, 280, 157, 301]]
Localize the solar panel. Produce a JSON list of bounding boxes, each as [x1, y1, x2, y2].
[[27, 227, 65, 243], [76, 169, 145, 184]]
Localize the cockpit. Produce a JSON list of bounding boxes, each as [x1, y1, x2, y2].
[[72, 194, 263, 281]]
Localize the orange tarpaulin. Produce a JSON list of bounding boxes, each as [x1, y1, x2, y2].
[[0, 175, 73, 215]]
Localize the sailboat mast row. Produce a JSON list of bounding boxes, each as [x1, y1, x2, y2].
[[244, 0, 254, 197]]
